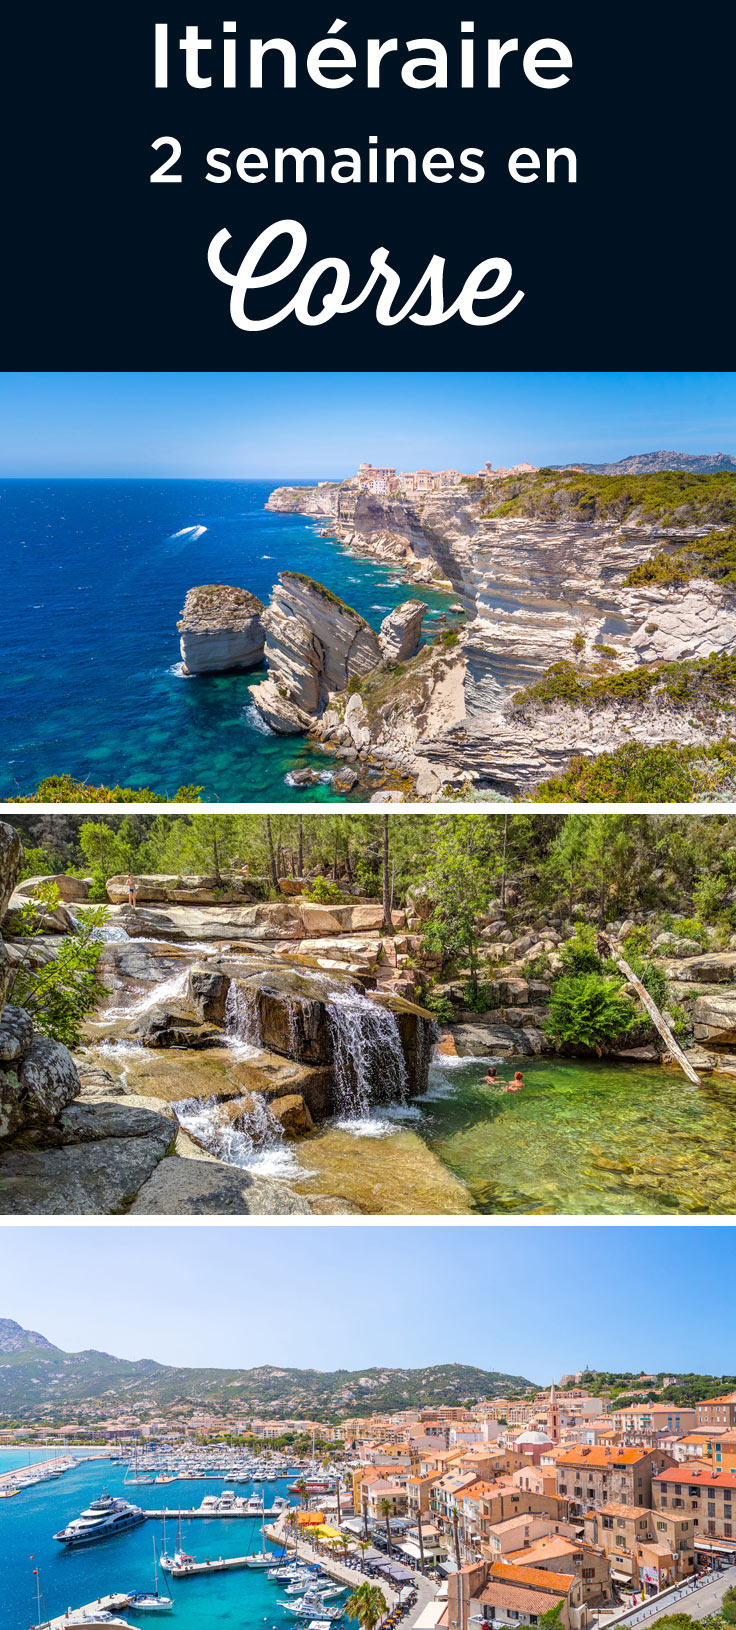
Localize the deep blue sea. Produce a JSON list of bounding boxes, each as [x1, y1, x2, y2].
[[1, 480, 452, 801], [0, 1456, 333, 1630]]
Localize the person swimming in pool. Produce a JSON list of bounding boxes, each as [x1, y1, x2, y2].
[[504, 1070, 525, 1093]]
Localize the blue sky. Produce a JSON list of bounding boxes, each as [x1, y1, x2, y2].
[[3, 1226, 734, 1378], [0, 373, 733, 477]]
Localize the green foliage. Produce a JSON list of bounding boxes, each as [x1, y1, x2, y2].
[[560, 923, 602, 974], [484, 469, 736, 528], [624, 527, 736, 589], [720, 1586, 736, 1624], [647, 1616, 697, 1630], [667, 1001, 690, 1040], [514, 649, 736, 713], [571, 631, 585, 654], [693, 872, 730, 922], [305, 875, 344, 904], [436, 627, 460, 648], [463, 979, 498, 1012], [17, 845, 61, 881], [532, 741, 736, 802], [79, 820, 133, 882], [538, 1606, 565, 1630], [11, 776, 203, 804], [545, 972, 636, 1048], [424, 817, 501, 994], [347, 675, 364, 695], [423, 988, 455, 1023], [521, 952, 552, 980], [621, 925, 651, 957], [594, 644, 619, 659], [7, 883, 107, 1049], [626, 953, 668, 1010], [345, 1583, 388, 1630]]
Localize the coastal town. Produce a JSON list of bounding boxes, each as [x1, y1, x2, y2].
[[4, 1371, 736, 1629]]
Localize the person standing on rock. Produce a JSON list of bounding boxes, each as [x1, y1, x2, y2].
[[127, 873, 138, 910]]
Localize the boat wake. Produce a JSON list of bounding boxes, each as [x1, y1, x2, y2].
[[169, 524, 208, 540]]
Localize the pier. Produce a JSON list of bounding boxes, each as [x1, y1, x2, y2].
[[165, 1552, 263, 1576], [33, 1594, 137, 1630], [0, 1456, 78, 1493], [144, 1504, 288, 1519]]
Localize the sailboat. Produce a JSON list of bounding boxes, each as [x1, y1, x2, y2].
[[245, 1504, 287, 1568], [128, 1536, 174, 1612], [160, 1510, 195, 1573]]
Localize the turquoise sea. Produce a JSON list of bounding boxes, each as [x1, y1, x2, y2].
[[0, 1456, 325, 1630], [1, 479, 453, 801]]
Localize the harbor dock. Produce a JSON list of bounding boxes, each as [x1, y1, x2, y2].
[[144, 1504, 288, 1519], [34, 1594, 138, 1630], [165, 1552, 261, 1576]]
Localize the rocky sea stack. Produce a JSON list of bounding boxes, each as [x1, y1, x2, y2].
[[178, 583, 265, 674]]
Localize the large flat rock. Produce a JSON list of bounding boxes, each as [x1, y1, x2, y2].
[[0, 1102, 174, 1213], [128, 1158, 312, 1214], [663, 950, 736, 984], [692, 989, 736, 1045]]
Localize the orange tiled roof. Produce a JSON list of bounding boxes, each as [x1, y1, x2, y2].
[[488, 1562, 575, 1592], [556, 1447, 647, 1467], [481, 1584, 571, 1615], [654, 1467, 736, 1489]]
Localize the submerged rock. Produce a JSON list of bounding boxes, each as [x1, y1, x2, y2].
[[178, 584, 265, 674]]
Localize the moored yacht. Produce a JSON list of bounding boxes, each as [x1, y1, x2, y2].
[[53, 1493, 145, 1548]]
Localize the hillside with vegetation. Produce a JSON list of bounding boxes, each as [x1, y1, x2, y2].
[[484, 469, 736, 528], [0, 1322, 534, 1422]]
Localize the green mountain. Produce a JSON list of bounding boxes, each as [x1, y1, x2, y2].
[[0, 1321, 536, 1422]]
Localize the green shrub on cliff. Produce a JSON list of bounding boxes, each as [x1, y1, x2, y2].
[[545, 972, 637, 1049], [532, 740, 736, 801], [513, 650, 736, 712], [623, 527, 736, 588]]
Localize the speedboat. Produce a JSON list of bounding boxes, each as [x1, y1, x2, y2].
[[280, 1597, 343, 1619], [127, 1592, 174, 1614], [54, 1493, 145, 1547], [247, 1493, 265, 1514]]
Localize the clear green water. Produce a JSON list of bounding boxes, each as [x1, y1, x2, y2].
[[417, 1056, 736, 1213], [307, 1056, 736, 1214]]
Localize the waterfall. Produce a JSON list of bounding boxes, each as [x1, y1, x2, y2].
[[418, 1016, 440, 1086], [225, 980, 261, 1048], [173, 1095, 299, 1179], [128, 965, 190, 1016], [327, 991, 408, 1117]]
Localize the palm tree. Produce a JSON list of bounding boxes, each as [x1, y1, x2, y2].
[[346, 1582, 387, 1630], [295, 1477, 309, 1509], [378, 1498, 393, 1557]]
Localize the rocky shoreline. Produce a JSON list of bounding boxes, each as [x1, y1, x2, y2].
[[262, 480, 736, 797]]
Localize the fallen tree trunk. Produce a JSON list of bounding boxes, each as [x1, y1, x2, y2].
[[599, 932, 700, 1086]]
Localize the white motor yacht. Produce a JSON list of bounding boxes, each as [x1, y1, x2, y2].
[[54, 1494, 145, 1547]]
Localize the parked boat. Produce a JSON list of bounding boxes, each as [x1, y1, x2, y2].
[[128, 1537, 174, 1612], [53, 1494, 145, 1548]]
